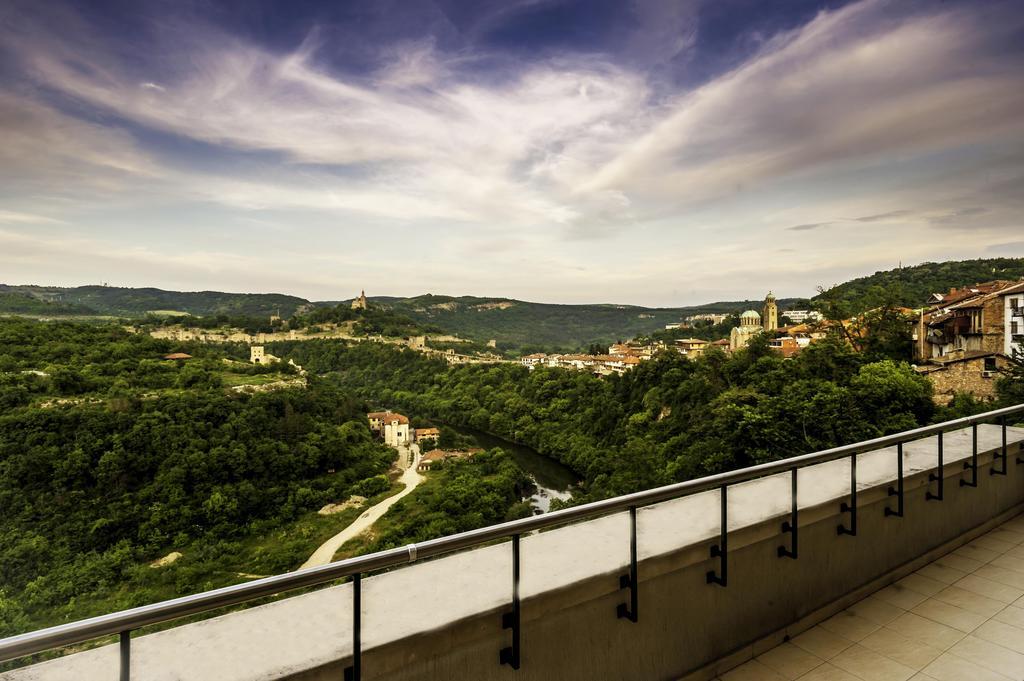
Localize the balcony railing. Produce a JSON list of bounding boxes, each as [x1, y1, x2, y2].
[[2, 403, 1024, 680]]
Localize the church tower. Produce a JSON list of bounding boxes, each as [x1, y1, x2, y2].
[[351, 290, 368, 311], [762, 291, 778, 332]]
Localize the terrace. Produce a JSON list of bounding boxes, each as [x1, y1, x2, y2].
[[2, 405, 1024, 681]]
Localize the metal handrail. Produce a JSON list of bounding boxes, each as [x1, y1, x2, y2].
[[2, 403, 1023, 666]]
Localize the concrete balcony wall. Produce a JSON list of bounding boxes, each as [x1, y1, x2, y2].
[[5, 425, 1024, 681]]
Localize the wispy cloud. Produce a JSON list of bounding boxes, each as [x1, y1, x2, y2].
[[0, 0, 1022, 304]]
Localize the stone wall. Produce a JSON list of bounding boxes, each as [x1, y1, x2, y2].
[[925, 355, 1005, 404]]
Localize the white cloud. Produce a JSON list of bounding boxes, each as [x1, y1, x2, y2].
[[0, 0, 1022, 304]]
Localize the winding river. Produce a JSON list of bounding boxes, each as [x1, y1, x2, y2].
[[444, 425, 579, 512]]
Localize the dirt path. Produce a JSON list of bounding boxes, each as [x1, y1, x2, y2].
[[299, 444, 424, 570]]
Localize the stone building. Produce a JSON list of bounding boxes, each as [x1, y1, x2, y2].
[[729, 310, 762, 351], [250, 346, 281, 365], [762, 291, 778, 332], [915, 352, 1006, 405], [351, 290, 368, 311], [913, 279, 1024, 403]]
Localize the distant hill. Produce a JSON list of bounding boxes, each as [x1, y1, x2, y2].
[[323, 294, 803, 350], [812, 258, 1024, 312], [0, 285, 308, 318], [0, 290, 97, 316]]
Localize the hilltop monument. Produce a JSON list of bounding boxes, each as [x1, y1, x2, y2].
[[351, 290, 368, 311], [763, 291, 778, 332]]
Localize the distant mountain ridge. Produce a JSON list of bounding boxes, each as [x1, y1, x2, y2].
[[0, 284, 308, 318], [6, 255, 1022, 347]]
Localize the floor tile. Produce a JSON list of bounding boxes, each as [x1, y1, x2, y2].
[[844, 595, 905, 626], [953, 573, 1024, 603], [818, 611, 880, 642], [720, 659, 789, 680], [986, 528, 1024, 546], [955, 544, 1001, 564], [916, 563, 969, 586], [793, 663, 861, 680], [933, 585, 1008, 617], [990, 553, 1024, 575], [875, 583, 929, 610], [972, 618, 1024, 655], [830, 644, 916, 681], [934, 553, 984, 574], [947, 634, 1024, 678], [922, 652, 1012, 681], [975, 564, 1024, 590], [911, 598, 989, 632], [756, 642, 825, 679], [969, 535, 1017, 554], [896, 573, 948, 597], [790, 627, 855, 660], [859, 626, 944, 670], [888, 612, 967, 650], [993, 604, 1024, 629]]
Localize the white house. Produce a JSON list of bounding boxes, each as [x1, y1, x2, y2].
[[367, 411, 411, 447], [1003, 282, 1024, 359]]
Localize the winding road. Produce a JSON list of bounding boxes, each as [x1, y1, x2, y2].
[[299, 443, 424, 570]]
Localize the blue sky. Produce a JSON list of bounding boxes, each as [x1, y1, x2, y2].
[[1, 0, 1022, 305]]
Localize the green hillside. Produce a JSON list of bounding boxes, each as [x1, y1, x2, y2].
[[335, 294, 803, 351], [0, 285, 308, 318], [813, 258, 1024, 312], [0, 291, 96, 316]]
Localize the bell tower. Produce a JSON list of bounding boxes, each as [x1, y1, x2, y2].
[[763, 291, 778, 332]]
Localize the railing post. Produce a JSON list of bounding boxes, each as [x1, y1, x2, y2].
[[778, 469, 798, 559], [961, 424, 978, 487], [885, 442, 904, 517], [707, 486, 728, 586], [344, 574, 361, 681], [927, 431, 944, 501], [838, 453, 857, 536], [993, 416, 1008, 476], [617, 506, 638, 622], [119, 630, 130, 681], [500, 534, 521, 670]]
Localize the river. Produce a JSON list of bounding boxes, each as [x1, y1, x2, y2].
[[445, 424, 579, 513]]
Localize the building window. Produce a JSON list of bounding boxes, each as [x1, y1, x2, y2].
[[984, 357, 997, 372], [1014, 321, 1021, 335]]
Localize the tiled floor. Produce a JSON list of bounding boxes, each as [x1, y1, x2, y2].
[[717, 514, 1024, 681]]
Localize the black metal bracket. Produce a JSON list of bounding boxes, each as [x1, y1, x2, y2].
[[993, 417, 1008, 476], [926, 431, 944, 501], [706, 486, 728, 586], [120, 630, 130, 681], [837, 453, 857, 536], [885, 442, 904, 518], [617, 506, 638, 622], [961, 424, 978, 487], [778, 469, 798, 559], [499, 534, 521, 670], [344, 573, 361, 681]]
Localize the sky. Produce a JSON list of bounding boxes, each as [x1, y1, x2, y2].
[[1, 0, 1023, 306]]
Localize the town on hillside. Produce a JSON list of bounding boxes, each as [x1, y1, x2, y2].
[[144, 281, 1024, 407], [519, 282, 1024, 406]]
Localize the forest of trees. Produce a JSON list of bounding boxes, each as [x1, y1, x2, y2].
[[0, 319, 397, 637], [272, 327, 1019, 505], [812, 257, 1024, 313], [2, 309, 1022, 642]]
